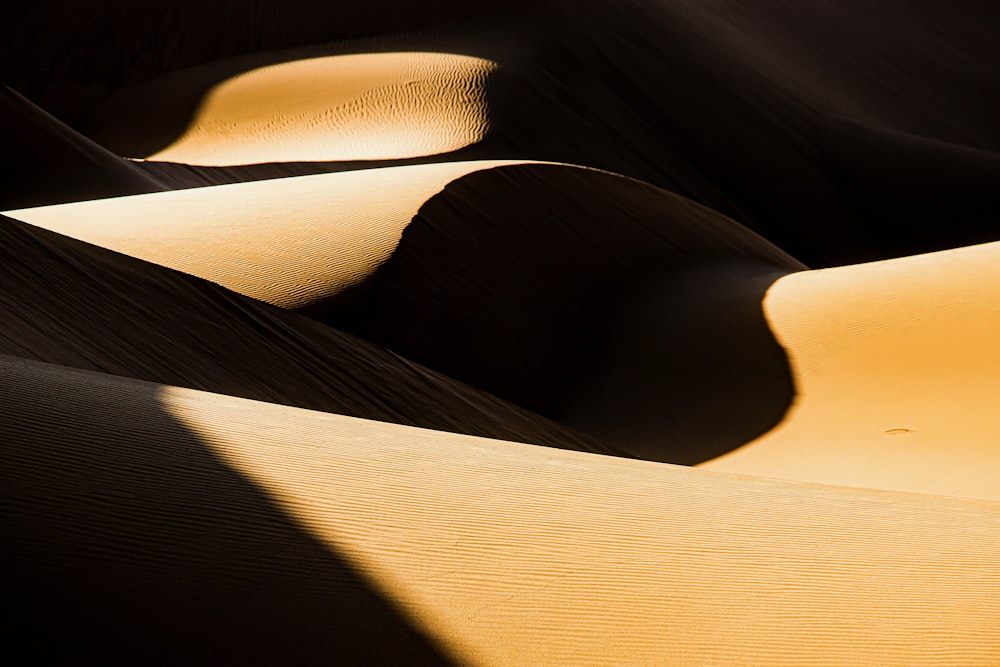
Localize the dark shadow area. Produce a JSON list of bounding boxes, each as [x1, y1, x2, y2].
[[0, 85, 166, 209], [814, 115, 1000, 261], [0, 356, 453, 665], [0, 213, 615, 456], [321, 164, 802, 464]]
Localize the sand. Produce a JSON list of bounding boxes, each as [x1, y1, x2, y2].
[[702, 241, 1000, 502], [136, 52, 497, 166], [4, 354, 999, 665], [6, 161, 526, 308], [3, 0, 1000, 662]]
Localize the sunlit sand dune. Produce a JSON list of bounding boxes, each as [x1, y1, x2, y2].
[[702, 241, 1000, 501], [122, 51, 497, 166], [6, 160, 525, 308], [3, 355, 998, 665]]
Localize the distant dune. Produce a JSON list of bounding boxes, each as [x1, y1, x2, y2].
[[2, 0, 999, 662]]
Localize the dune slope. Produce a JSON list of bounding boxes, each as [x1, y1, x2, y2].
[[0, 213, 611, 454], [326, 163, 805, 464], [0, 85, 165, 209], [702, 240, 1000, 502], [5, 161, 527, 309], [3, 355, 999, 665]]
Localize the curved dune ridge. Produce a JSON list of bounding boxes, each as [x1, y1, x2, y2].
[[701, 241, 1000, 501], [135, 52, 497, 166], [3, 355, 999, 665], [3, 0, 1000, 662], [0, 212, 611, 455], [6, 160, 526, 308]]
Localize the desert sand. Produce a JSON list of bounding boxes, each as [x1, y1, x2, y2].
[[702, 240, 1000, 501], [6, 161, 526, 308], [2, 0, 999, 663], [4, 355, 999, 665]]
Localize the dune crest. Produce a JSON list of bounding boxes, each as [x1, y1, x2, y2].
[[140, 52, 497, 166], [6, 160, 526, 308], [703, 241, 1000, 501]]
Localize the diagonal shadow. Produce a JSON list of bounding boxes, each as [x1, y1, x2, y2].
[[0, 356, 453, 665]]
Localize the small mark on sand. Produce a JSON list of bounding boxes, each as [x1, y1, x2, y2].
[[885, 428, 913, 435]]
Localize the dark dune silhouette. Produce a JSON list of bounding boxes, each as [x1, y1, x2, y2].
[[0, 213, 613, 456], [0, 85, 165, 209], [323, 164, 804, 463]]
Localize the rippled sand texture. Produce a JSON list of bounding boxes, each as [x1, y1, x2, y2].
[[141, 52, 497, 165]]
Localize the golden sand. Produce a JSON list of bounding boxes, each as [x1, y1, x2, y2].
[[702, 241, 1000, 501], [6, 355, 998, 666], [139, 52, 497, 165], [5, 161, 525, 308]]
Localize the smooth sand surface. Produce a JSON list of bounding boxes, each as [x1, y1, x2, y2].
[[6, 160, 525, 308], [702, 241, 1000, 501], [137, 52, 497, 166], [3, 354, 999, 665]]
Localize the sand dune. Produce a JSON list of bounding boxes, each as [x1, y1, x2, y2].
[[124, 51, 498, 166], [0, 85, 165, 209], [3, 0, 1000, 662], [702, 241, 1000, 501], [0, 212, 610, 455], [15, 1, 994, 266], [3, 354, 999, 665], [6, 160, 525, 308], [325, 163, 805, 464]]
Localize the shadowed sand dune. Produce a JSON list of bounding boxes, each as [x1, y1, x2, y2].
[[9, 1, 995, 265], [326, 163, 805, 464], [0, 213, 611, 455], [0, 85, 166, 209], [701, 241, 1000, 502], [3, 355, 999, 665]]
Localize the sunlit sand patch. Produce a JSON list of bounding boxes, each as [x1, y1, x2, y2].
[[156, 377, 1000, 666], [5, 160, 526, 309], [702, 241, 1000, 501], [140, 52, 497, 165]]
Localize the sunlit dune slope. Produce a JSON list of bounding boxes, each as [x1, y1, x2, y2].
[[6, 161, 526, 309], [0, 213, 609, 454], [702, 241, 1000, 502], [3, 355, 999, 665], [96, 51, 497, 166], [326, 163, 805, 464], [0, 85, 165, 209]]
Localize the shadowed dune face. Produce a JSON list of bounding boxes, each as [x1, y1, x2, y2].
[[0, 213, 613, 455], [5, 356, 1000, 665], [6, 161, 526, 308], [702, 241, 1000, 502], [326, 164, 804, 463], [133, 52, 497, 166], [0, 356, 453, 665], [0, 85, 166, 209]]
